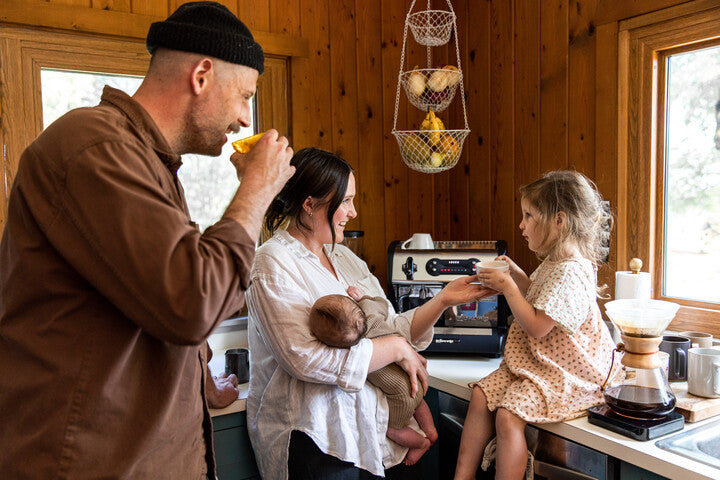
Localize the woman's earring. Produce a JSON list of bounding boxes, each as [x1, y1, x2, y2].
[[309, 211, 313, 217]]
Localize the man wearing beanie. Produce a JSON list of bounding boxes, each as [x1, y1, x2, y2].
[[0, 2, 294, 478]]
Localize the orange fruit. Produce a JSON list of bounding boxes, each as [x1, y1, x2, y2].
[[438, 134, 460, 157]]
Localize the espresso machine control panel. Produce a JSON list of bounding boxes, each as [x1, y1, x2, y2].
[[426, 258, 480, 276]]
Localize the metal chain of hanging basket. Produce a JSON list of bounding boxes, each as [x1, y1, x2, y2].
[[391, 0, 470, 174]]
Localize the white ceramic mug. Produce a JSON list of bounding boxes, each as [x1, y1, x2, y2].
[[679, 331, 714, 349], [688, 348, 720, 398], [401, 233, 434, 250]]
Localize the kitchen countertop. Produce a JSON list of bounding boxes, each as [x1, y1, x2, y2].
[[208, 352, 720, 479]]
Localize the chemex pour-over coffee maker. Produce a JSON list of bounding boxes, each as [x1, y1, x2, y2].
[[588, 298, 685, 440]]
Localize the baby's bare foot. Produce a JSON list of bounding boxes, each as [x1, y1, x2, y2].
[[403, 438, 431, 466]]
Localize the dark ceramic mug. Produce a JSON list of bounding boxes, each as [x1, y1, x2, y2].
[[659, 335, 691, 381], [225, 348, 249, 384]]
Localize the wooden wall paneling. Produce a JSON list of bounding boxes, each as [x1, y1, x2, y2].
[[291, 0, 331, 151], [568, 0, 597, 177], [434, 0, 464, 241], [489, 0, 515, 250], [237, 0, 269, 31], [431, 3, 453, 242], [355, 0, 386, 279], [51, 0, 91, 7], [594, 21, 620, 290], [91, 0, 131, 12], [270, 0, 300, 36], [539, 0, 568, 173], [381, 0, 411, 249], [513, 0, 540, 271], [466, 0, 491, 242], [404, 0, 434, 238], [130, 0, 167, 17], [328, 0, 359, 167]]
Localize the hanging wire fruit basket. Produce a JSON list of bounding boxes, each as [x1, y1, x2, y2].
[[392, 0, 470, 174], [394, 129, 469, 173], [401, 67, 462, 113], [407, 9, 455, 46]]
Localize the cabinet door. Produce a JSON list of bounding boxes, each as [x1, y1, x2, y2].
[[212, 412, 260, 480]]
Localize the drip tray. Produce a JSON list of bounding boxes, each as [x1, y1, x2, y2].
[[588, 405, 684, 441]]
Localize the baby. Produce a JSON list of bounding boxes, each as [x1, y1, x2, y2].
[[309, 287, 438, 466]]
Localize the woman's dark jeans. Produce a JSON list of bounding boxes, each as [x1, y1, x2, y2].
[[288, 430, 421, 479]]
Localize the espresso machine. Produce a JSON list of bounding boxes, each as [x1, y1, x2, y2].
[[387, 240, 510, 356]]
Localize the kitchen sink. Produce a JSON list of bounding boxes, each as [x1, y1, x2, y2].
[[655, 419, 720, 469]]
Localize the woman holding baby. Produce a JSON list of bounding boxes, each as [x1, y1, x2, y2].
[[246, 147, 486, 479]]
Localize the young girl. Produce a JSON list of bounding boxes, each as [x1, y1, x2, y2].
[[454, 170, 620, 480]]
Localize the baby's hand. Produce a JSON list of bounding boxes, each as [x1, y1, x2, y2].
[[347, 286, 364, 301]]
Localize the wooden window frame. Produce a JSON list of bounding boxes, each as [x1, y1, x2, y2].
[[0, 25, 292, 233], [618, 0, 720, 331]]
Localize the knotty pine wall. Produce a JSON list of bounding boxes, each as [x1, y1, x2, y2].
[[1, 0, 693, 294]]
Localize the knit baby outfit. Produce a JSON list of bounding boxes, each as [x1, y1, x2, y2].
[[359, 296, 424, 429]]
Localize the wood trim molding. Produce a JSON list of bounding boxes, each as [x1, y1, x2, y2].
[[0, 0, 309, 58], [618, 1, 720, 328]]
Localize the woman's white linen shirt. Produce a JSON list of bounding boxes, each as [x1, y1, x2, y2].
[[246, 230, 432, 479]]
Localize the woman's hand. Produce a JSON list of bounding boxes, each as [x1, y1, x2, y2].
[[437, 275, 497, 307], [409, 275, 494, 342], [369, 336, 428, 398]]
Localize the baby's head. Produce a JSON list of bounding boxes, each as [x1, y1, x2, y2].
[[520, 170, 612, 265], [309, 294, 367, 348]]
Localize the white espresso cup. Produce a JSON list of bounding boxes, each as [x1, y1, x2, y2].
[[473, 260, 510, 285], [679, 331, 714, 349], [475, 260, 509, 274], [401, 233, 434, 250], [688, 348, 720, 398]]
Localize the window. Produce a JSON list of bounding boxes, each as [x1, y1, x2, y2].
[[1, 26, 290, 234], [618, 1, 720, 321], [662, 44, 720, 304]]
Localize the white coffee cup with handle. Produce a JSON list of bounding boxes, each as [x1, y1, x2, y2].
[[688, 348, 720, 398], [401, 233, 434, 250]]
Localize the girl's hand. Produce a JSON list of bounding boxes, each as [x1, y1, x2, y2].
[[495, 255, 530, 295], [476, 268, 515, 295], [495, 255, 524, 277]]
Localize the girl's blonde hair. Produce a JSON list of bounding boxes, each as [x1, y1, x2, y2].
[[519, 170, 612, 268]]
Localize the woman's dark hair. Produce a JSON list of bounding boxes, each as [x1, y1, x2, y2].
[[264, 147, 353, 245]]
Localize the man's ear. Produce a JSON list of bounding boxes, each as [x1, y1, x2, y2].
[[555, 211, 566, 227], [190, 58, 214, 95]]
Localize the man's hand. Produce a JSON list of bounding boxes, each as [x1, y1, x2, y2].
[[205, 367, 239, 409], [223, 129, 295, 241]]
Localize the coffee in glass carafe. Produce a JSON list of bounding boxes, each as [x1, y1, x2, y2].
[[603, 299, 680, 419]]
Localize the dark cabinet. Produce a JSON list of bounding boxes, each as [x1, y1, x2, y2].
[[212, 411, 260, 480]]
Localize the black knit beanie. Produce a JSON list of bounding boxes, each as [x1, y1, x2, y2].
[[146, 1, 264, 74]]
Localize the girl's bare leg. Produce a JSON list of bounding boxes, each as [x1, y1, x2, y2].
[[454, 386, 495, 480], [495, 407, 528, 480]]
